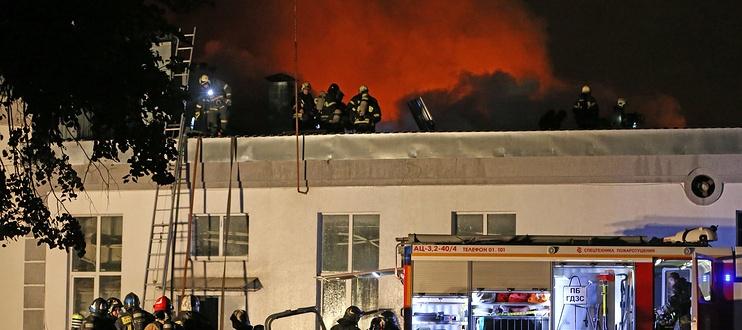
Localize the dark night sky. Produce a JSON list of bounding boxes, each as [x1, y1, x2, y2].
[[177, 1, 742, 133]]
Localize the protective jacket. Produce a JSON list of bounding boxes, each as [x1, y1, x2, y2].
[[143, 319, 183, 330], [194, 79, 232, 136], [317, 86, 347, 133], [72, 313, 85, 330], [116, 308, 155, 330], [668, 279, 692, 317], [82, 314, 116, 330], [329, 318, 361, 330], [295, 91, 318, 130], [348, 92, 381, 133], [176, 311, 213, 330], [572, 93, 599, 129]]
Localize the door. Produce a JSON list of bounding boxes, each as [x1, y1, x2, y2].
[[199, 296, 219, 330], [691, 249, 735, 330]]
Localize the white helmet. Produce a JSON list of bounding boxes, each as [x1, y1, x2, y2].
[[199, 74, 210, 86], [617, 98, 626, 108], [581, 85, 591, 94], [180, 295, 200, 313]]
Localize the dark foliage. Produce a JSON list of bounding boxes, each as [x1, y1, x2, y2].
[[0, 0, 206, 255]]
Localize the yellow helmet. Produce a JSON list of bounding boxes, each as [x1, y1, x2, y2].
[[301, 82, 311, 91], [581, 85, 591, 94], [359, 85, 369, 93]]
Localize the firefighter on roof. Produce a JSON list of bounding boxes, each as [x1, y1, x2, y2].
[[317, 83, 347, 133], [572, 84, 599, 129], [348, 85, 381, 133], [294, 82, 318, 131], [194, 73, 232, 136]]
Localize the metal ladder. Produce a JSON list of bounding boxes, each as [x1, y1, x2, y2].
[[143, 114, 191, 309], [173, 26, 197, 87], [142, 25, 199, 309]]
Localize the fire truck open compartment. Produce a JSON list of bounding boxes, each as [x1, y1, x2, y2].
[[553, 264, 634, 330], [401, 233, 736, 330]]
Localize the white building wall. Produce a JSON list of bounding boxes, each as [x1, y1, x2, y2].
[[0, 239, 24, 330], [23, 181, 740, 330]]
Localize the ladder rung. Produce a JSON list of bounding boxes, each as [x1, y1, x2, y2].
[[148, 252, 189, 257], [152, 222, 192, 227], [146, 266, 189, 271], [155, 207, 191, 211]]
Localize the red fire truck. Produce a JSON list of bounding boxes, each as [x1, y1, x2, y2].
[[397, 231, 737, 330]]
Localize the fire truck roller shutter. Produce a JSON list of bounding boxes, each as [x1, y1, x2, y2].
[[412, 261, 468, 294], [472, 261, 551, 290]]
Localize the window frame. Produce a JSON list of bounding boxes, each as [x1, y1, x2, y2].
[[318, 212, 380, 325], [68, 215, 123, 324], [452, 211, 517, 235], [191, 213, 249, 260]]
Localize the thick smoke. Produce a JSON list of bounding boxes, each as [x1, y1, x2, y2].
[[523, 0, 742, 128], [178, 0, 735, 132], [395, 71, 568, 131], [179, 0, 558, 132]]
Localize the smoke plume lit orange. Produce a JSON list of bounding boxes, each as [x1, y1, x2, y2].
[[200, 0, 559, 124], [637, 94, 687, 128]]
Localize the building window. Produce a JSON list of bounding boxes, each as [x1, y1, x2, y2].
[[452, 212, 516, 235], [319, 214, 380, 327], [193, 214, 249, 258], [69, 216, 123, 318]]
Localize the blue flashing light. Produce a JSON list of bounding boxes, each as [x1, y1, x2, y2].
[[403, 246, 412, 265], [724, 274, 732, 282], [207, 89, 214, 96], [702, 275, 709, 283]]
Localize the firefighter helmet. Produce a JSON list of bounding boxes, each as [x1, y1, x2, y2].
[[301, 82, 311, 91], [199, 74, 210, 86], [617, 97, 626, 108], [153, 296, 173, 313], [328, 83, 340, 93], [342, 306, 363, 323], [581, 85, 591, 94], [381, 310, 401, 329], [359, 85, 369, 94], [107, 297, 123, 315], [180, 294, 200, 313], [123, 292, 140, 311], [230, 309, 250, 327], [89, 297, 109, 315]]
